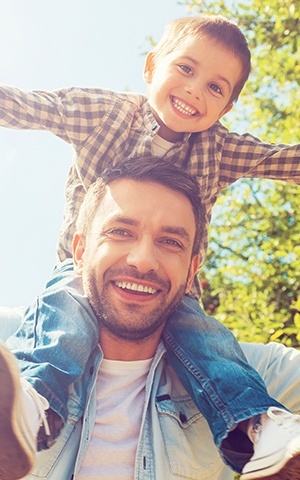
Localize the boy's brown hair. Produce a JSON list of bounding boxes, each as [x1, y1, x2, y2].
[[151, 15, 251, 104]]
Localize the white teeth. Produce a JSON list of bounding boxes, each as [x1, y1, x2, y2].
[[172, 97, 197, 116], [114, 281, 157, 294]]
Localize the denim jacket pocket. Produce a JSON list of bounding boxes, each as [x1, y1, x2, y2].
[[156, 396, 223, 479]]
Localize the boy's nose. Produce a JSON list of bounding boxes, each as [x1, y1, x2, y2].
[[186, 82, 203, 102], [126, 239, 159, 273]]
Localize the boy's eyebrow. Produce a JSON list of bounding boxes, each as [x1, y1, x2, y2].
[[181, 55, 233, 92]]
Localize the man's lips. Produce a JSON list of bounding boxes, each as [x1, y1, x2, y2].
[[171, 96, 199, 116], [113, 280, 159, 295]]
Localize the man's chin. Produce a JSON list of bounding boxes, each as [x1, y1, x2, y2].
[[86, 274, 186, 342], [98, 312, 166, 342]]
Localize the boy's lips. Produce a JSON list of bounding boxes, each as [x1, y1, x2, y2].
[[171, 96, 199, 116]]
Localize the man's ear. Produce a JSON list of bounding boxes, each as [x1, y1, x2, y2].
[[185, 254, 200, 294], [72, 233, 86, 275], [143, 51, 155, 84], [218, 102, 233, 120]]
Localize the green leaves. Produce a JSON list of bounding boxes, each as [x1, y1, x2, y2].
[[200, 180, 300, 346], [182, 0, 300, 347]]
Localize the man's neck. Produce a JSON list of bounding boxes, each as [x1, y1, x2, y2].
[[99, 328, 162, 361]]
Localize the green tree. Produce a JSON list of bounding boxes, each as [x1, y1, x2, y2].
[[201, 180, 300, 346], [179, 0, 300, 346]]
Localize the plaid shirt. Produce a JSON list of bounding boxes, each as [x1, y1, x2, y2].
[[0, 86, 299, 296]]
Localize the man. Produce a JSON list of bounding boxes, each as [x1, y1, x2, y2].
[[1, 158, 300, 480]]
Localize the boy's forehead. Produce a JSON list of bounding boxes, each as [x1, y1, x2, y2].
[[166, 34, 236, 60]]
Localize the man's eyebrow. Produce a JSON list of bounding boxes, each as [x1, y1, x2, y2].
[[161, 226, 192, 244], [182, 55, 233, 91], [105, 215, 139, 227]]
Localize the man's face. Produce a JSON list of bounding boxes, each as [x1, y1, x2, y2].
[[74, 179, 199, 345], [144, 35, 243, 142]]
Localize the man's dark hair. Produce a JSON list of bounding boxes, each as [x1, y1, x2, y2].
[[76, 156, 204, 256]]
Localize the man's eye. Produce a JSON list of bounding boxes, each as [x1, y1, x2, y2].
[[161, 238, 183, 249], [179, 64, 193, 75], [108, 229, 129, 237], [209, 83, 222, 95]]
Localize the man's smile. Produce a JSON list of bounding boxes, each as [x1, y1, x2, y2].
[[113, 281, 158, 295]]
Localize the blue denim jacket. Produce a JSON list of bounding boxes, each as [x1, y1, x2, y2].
[[21, 341, 300, 480]]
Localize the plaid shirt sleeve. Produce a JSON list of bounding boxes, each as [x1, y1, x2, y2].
[[0, 85, 115, 146], [216, 126, 300, 186]]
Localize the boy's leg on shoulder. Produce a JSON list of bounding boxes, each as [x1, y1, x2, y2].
[[163, 295, 290, 476], [6, 261, 98, 423], [0, 340, 62, 480]]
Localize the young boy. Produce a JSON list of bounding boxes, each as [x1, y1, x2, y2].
[[0, 14, 299, 480]]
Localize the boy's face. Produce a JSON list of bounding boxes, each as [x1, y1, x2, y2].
[[144, 35, 243, 142]]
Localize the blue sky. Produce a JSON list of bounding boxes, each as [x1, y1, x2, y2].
[[0, 0, 189, 306]]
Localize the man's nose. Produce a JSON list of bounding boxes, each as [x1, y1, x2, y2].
[[126, 238, 159, 273]]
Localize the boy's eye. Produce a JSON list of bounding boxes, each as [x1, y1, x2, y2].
[[209, 82, 223, 95], [178, 64, 193, 75]]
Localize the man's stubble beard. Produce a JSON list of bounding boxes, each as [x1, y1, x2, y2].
[[82, 267, 187, 342]]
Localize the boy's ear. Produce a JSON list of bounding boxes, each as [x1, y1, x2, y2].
[[72, 233, 86, 275], [185, 254, 200, 294], [143, 52, 155, 84], [218, 102, 233, 119]]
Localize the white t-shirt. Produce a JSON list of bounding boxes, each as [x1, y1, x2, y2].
[[151, 134, 174, 157], [77, 357, 153, 480]]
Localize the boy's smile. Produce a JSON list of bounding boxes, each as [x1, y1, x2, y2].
[[144, 35, 243, 142]]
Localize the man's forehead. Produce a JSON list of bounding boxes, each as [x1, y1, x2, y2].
[[104, 177, 177, 198], [96, 178, 195, 227], [104, 178, 190, 207]]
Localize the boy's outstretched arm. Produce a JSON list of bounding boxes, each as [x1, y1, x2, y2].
[[216, 126, 300, 186], [0, 85, 114, 146]]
